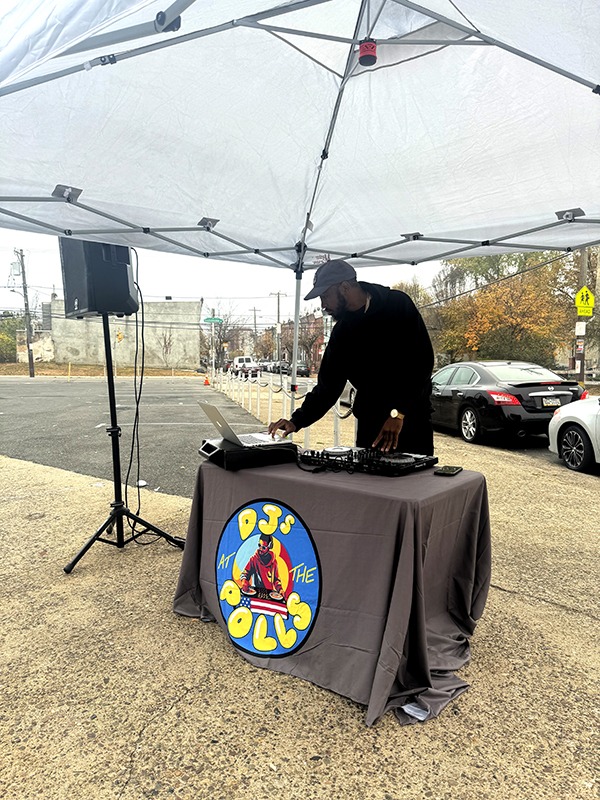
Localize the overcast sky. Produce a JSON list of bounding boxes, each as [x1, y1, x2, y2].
[[0, 228, 441, 328]]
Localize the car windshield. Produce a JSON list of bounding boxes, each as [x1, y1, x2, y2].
[[486, 364, 563, 382]]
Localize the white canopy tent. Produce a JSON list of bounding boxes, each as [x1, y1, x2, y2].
[[1, 0, 599, 380]]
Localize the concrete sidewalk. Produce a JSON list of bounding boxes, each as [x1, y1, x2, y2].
[[0, 430, 598, 799]]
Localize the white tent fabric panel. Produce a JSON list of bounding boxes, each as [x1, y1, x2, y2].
[[0, 0, 599, 272], [5, 0, 598, 90], [0, 1, 336, 89], [0, 0, 157, 87], [311, 45, 600, 256], [417, 0, 600, 81]]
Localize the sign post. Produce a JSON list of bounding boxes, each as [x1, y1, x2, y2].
[[575, 285, 595, 317], [204, 316, 223, 375], [574, 286, 595, 385]]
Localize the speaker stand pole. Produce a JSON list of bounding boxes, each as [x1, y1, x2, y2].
[[64, 313, 184, 574]]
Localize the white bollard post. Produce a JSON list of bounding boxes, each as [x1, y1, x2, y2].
[[268, 379, 273, 424], [333, 402, 340, 446]]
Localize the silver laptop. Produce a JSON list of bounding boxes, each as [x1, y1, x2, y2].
[[199, 402, 291, 448]]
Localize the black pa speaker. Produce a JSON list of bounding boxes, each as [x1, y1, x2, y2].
[[59, 237, 139, 318]]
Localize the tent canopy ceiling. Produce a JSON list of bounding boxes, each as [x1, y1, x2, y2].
[[1, 0, 599, 275]]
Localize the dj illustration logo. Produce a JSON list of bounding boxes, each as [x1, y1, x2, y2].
[[215, 499, 321, 657]]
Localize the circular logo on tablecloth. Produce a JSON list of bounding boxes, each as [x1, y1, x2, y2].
[[215, 499, 321, 658]]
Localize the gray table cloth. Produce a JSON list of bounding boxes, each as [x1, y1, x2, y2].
[[173, 461, 491, 726]]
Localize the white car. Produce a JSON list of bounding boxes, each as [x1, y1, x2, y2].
[[231, 356, 259, 376], [548, 396, 600, 472]]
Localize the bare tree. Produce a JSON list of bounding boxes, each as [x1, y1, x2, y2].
[[156, 326, 174, 368], [204, 304, 250, 367], [255, 329, 275, 360], [280, 320, 294, 360], [297, 314, 323, 365]]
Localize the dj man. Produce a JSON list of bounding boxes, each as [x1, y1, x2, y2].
[[268, 259, 434, 455]]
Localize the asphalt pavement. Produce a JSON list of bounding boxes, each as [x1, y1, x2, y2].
[[0, 376, 558, 499], [0, 376, 268, 497]]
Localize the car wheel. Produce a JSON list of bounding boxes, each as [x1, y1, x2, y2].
[[459, 406, 481, 443], [559, 424, 595, 472]]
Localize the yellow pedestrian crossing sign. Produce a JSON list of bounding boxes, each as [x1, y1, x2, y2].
[[575, 285, 595, 317]]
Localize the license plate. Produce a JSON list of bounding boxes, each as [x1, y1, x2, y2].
[[542, 397, 561, 407]]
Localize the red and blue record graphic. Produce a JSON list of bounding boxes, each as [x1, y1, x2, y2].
[[215, 499, 321, 658]]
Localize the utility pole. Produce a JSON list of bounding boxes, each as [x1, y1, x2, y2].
[[14, 249, 35, 378], [250, 306, 260, 355], [595, 249, 600, 379], [575, 249, 589, 386], [198, 296, 204, 367], [269, 291, 287, 362], [211, 307, 216, 373]]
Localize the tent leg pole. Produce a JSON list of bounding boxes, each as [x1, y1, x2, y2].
[[290, 263, 303, 416]]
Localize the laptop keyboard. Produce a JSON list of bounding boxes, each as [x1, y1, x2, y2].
[[237, 432, 273, 446]]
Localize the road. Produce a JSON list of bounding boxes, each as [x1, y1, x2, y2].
[[0, 376, 560, 498], [0, 376, 269, 497]]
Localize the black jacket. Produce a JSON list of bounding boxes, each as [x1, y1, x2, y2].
[[291, 282, 434, 437]]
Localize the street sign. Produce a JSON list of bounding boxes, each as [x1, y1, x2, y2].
[[575, 285, 595, 317], [204, 316, 223, 324]]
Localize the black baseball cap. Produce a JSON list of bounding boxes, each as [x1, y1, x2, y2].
[[304, 259, 357, 300]]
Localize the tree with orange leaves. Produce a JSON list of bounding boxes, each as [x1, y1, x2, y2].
[[464, 265, 571, 365], [431, 253, 580, 367]]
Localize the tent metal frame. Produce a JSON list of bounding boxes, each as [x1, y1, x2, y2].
[[2, 188, 597, 410], [3, 193, 599, 263], [3, 0, 598, 97]]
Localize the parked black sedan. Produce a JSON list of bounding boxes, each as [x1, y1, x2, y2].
[[431, 361, 588, 443]]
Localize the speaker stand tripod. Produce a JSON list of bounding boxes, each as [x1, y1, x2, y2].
[[64, 313, 184, 574]]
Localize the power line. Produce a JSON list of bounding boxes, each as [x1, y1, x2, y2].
[[1, 286, 300, 303], [419, 252, 571, 309]]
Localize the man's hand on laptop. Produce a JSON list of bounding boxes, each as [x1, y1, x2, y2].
[[268, 418, 297, 438]]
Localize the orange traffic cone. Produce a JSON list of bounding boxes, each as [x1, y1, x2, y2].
[[204, 374, 210, 386]]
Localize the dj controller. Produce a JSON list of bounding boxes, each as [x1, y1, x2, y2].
[[298, 446, 438, 477]]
